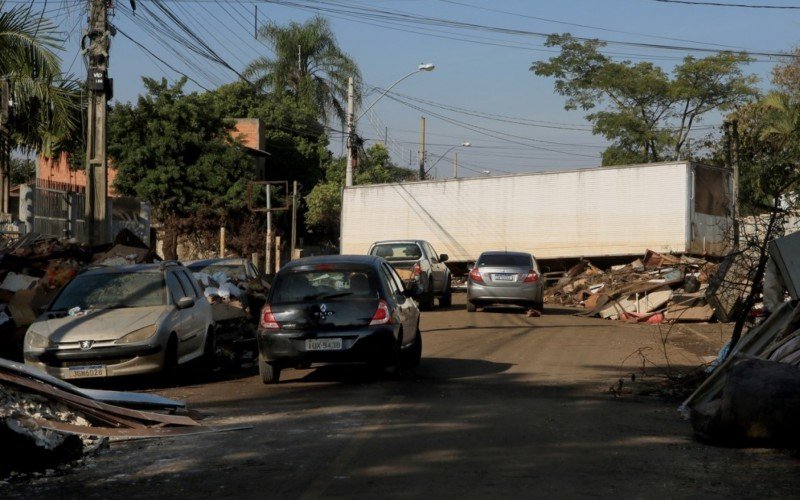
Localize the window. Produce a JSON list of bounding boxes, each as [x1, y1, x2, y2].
[[166, 272, 188, 303], [51, 272, 166, 310], [381, 263, 405, 297], [271, 265, 378, 304], [477, 254, 533, 267], [370, 243, 423, 261], [177, 271, 200, 298]]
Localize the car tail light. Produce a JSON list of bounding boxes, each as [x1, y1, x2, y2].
[[260, 305, 280, 329], [411, 262, 422, 276], [524, 270, 540, 283], [469, 267, 483, 283], [370, 300, 394, 325]]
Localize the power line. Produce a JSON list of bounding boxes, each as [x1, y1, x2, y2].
[[648, 0, 800, 8]]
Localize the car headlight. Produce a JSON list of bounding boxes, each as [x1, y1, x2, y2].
[[26, 331, 52, 349], [115, 325, 158, 344]]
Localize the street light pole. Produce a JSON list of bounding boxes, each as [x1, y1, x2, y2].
[[425, 142, 470, 179], [345, 63, 435, 187]]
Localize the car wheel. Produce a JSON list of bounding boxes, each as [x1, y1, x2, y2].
[[439, 279, 452, 308], [420, 278, 435, 311], [466, 300, 477, 312], [532, 301, 544, 313], [259, 355, 280, 384], [163, 334, 179, 382], [200, 327, 216, 371], [402, 328, 422, 369], [385, 332, 404, 377]]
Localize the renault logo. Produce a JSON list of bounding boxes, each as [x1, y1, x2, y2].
[[79, 340, 94, 350]]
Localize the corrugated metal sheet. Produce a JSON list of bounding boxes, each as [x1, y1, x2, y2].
[[341, 161, 731, 261]]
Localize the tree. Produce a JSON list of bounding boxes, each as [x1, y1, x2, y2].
[[305, 143, 415, 240], [9, 156, 34, 185], [108, 78, 253, 259], [531, 34, 757, 164], [0, 1, 80, 155], [243, 16, 361, 127], [771, 47, 800, 98]]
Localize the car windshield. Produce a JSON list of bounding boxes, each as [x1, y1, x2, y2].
[[188, 263, 246, 281], [51, 272, 166, 311], [272, 266, 378, 304], [478, 254, 532, 268], [370, 243, 422, 261]]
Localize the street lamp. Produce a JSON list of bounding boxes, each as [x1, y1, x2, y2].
[[345, 63, 435, 187], [425, 141, 471, 179]]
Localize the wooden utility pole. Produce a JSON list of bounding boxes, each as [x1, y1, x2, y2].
[[84, 0, 112, 245], [0, 79, 10, 214], [290, 180, 298, 260], [418, 116, 426, 180]]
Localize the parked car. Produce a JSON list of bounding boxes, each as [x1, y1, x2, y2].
[[23, 262, 215, 380], [256, 255, 423, 383], [466, 251, 544, 313], [367, 240, 451, 310]]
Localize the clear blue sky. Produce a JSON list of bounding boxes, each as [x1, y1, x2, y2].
[[33, 0, 800, 177]]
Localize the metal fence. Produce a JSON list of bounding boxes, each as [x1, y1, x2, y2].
[[31, 180, 85, 239]]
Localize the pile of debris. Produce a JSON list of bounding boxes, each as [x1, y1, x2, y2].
[[546, 250, 719, 323], [0, 358, 205, 478], [682, 231, 800, 448], [0, 231, 156, 359]]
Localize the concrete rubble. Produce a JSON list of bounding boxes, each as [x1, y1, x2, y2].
[[0, 358, 212, 479], [545, 249, 719, 324]]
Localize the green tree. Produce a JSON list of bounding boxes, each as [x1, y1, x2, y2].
[[531, 34, 757, 164], [305, 143, 415, 239], [243, 16, 361, 127], [0, 1, 80, 155], [10, 156, 34, 185], [108, 77, 253, 259]]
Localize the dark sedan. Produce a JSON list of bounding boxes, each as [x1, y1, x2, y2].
[[256, 255, 423, 383]]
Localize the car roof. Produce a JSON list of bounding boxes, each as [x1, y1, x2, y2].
[[479, 251, 532, 257], [185, 258, 246, 267], [282, 254, 383, 270], [81, 263, 181, 275], [371, 240, 425, 246]]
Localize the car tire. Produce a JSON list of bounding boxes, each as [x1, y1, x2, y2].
[[163, 334, 179, 382], [466, 300, 477, 312], [439, 278, 452, 308], [259, 355, 280, 384], [420, 278, 435, 311], [532, 301, 544, 313], [200, 327, 216, 371], [385, 332, 404, 377], [402, 328, 422, 369]]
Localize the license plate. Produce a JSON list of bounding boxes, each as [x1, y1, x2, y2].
[[306, 338, 343, 351], [65, 365, 107, 379], [493, 274, 516, 282]]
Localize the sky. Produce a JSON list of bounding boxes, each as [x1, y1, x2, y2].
[[19, 0, 800, 177]]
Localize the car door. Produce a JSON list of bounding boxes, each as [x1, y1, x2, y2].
[[176, 270, 207, 353], [381, 262, 419, 347], [426, 242, 448, 293], [165, 271, 193, 357]]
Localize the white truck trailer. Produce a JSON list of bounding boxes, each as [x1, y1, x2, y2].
[[340, 161, 733, 264]]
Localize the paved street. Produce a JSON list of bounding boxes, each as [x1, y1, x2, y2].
[[7, 295, 800, 498]]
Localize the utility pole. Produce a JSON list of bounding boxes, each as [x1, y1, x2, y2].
[[418, 116, 426, 180], [84, 0, 113, 245], [265, 184, 272, 274], [290, 180, 298, 260], [0, 79, 10, 214], [345, 77, 355, 187]]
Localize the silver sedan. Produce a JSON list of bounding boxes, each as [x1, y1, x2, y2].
[[466, 251, 544, 313]]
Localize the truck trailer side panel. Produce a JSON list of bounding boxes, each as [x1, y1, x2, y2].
[[341, 162, 729, 262]]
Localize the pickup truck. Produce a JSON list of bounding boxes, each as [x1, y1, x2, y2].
[[368, 240, 452, 310]]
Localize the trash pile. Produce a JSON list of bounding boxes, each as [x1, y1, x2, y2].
[[682, 231, 800, 448], [0, 230, 155, 360], [0, 358, 205, 478], [546, 250, 719, 324]]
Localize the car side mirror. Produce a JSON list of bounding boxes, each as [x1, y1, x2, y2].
[[466, 263, 474, 271], [439, 254, 449, 263], [176, 296, 195, 309]]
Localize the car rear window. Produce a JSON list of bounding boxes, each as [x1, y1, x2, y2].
[[51, 272, 166, 311], [370, 243, 422, 261], [271, 265, 379, 304], [477, 254, 532, 268]]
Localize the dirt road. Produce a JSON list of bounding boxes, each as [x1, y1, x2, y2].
[[6, 295, 800, 498]]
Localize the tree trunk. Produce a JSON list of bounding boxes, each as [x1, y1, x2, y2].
[[162, 216, 179, 261]]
